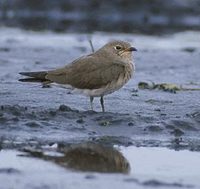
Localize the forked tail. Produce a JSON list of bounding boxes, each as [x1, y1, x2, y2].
[[19, 71, 50, 82]]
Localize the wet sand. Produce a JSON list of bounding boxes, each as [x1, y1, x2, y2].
[[0, 28, 200, 188]]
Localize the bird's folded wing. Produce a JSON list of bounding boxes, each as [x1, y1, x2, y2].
[[46, 55, 125, 90]]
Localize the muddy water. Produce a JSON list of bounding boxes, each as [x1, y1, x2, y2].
[[0, 28, 200, 188]]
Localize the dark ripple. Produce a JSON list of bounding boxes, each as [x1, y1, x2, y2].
[[0, 168, 21, 174]]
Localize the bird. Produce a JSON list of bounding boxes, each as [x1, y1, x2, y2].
[[19, 40, 137, 112]]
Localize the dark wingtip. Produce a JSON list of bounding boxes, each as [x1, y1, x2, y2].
[[18, 78, 25, 82], [18, 78, 32, 82], [18, 71, 48, 78], [18, 78, 46, 82], [19, 72, 29, 76]]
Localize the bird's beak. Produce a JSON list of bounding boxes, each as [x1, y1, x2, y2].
[[125, 47, 137, 52], [118, 46, 137, 56]]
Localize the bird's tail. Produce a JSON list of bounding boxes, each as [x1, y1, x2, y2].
[[19, 71, 50, 82]]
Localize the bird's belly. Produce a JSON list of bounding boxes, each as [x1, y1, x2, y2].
[[79, 73, 131, 97], [53, 80, 125, 97], [75, 85, 122, 97]]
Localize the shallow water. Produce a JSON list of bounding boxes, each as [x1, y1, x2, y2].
[[0, 146, 200, 189], [122, 146, 200, 187]]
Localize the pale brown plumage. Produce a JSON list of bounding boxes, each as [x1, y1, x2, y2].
[[19, 40, 137, 112]]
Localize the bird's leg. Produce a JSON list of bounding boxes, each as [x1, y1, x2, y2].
[[100, 96, 105, 112], [90, 96, 94, 111]]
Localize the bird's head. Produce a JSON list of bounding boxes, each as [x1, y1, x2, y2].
[[96, 40, 137, 63]]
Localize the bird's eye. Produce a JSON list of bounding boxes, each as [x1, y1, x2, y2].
[[115, 45, 122, 50]]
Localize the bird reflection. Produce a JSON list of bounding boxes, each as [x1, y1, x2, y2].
[[23, 143, 130, 174]]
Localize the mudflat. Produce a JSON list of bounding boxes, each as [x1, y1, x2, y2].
[[0, 28, 200, 189]]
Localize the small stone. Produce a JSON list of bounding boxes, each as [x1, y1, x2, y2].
[[59, 105, 72, 112], [128, 122, 134, 126], [76, 118, 84, 124]]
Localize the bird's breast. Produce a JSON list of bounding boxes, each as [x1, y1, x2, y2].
[[100, 61, 134, 96], [124, 61, 134, 82]]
